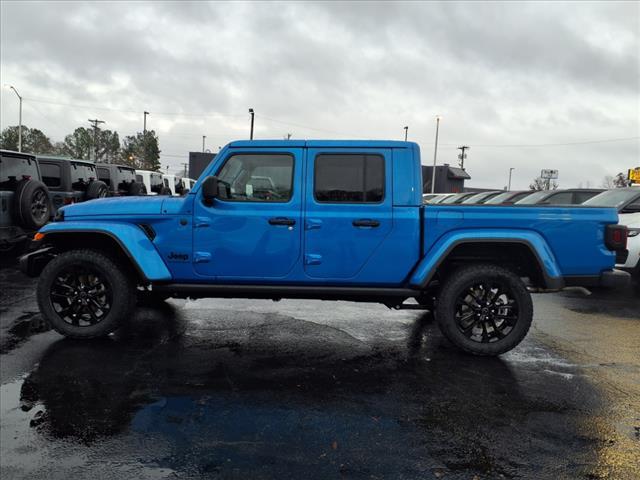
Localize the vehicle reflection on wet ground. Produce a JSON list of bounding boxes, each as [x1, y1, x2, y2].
[[0, 263, 639, 480]]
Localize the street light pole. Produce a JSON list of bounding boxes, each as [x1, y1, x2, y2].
[[403, 126, 408, 141], [249, 108, 255, 140], [508, 168, 515, 191], [88, 118, 105, 161], [430, 116, 441, 194], [202, 135, 206, 153], [8, 86, 23, 152]]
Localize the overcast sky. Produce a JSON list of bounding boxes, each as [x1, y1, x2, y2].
[[1, 1, 638, 188]]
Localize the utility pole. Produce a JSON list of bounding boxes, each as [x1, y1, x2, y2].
[[457, 145, 469, 169], [8, 86, 23, 152], [181, 163, 188, 177], [508, 167, 515, 191], [430, 116, 441, 194], [143, 111, 149, 169], [88, 118, 105, 161], [403, 126, 408, 141], [202, 135, 206, 152], [248, 108, 255, 140]]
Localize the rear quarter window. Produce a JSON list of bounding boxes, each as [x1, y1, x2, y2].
[[40, 162, 62, 188]]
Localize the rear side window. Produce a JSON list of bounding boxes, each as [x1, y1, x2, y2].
[[40, 163, 61, 188], [544, 192, 573, 205], [136, 174, 143, 183], [314, 154, 384, 203], [574, 191, 599, 204], [0, 155, 39, 191]]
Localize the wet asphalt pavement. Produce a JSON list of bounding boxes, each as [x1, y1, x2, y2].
[[1, 261, 639, 480]]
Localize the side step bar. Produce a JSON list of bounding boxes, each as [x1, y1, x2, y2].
[[153, 283, 419, 302]]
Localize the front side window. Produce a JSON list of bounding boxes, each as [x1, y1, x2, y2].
[[314, 154, 384, 203], [40, 163, 62, 188], [216, 154, 294, 202]]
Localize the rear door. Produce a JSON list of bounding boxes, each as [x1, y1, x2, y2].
[[304, 149, 392, 279]]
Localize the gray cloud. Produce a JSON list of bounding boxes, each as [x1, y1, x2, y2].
[[1, 0, 638, 188]]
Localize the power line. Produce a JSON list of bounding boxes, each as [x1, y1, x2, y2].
[[465, 137, 640, 148], [22, 96, 245, 118]]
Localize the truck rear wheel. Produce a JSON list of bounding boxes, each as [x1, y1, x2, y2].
[[435, 264, 533, 356], [37, 249, 136, 339]]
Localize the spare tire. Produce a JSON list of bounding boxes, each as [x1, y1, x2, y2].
[[13, 179, 51, 229], [159, 186, 172, 196], [128, 181, 145, 196], [85, 180, 109, 200]]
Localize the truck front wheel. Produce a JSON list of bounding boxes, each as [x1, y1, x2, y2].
[[435, 264, 533, 356], [37, 249, 136, 338]]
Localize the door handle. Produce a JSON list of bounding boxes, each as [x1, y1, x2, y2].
[[352, 219, 380, 228], [268, 217, 296, 226]]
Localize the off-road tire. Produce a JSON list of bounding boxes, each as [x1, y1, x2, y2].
[[13, 179, 51, 229], [435, 263, 533, 356], [37, 249, 136, 338], [85, 180, 109, 200]]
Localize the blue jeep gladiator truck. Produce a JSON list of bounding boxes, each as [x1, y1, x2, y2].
[[20, 140, 630, 355]]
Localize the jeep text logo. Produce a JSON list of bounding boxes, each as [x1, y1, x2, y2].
[[168, 252, 189, 261]]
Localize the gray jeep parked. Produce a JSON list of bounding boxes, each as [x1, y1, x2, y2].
[[38, 156, 109, 211], [1, 150, 52, 253], [95, 163, 146, 196]]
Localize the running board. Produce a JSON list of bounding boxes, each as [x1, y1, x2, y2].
[[153, 283, 418, 302]]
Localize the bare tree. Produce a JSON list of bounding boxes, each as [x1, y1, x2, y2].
[[601, 175, 615, 189], [529, 177, 558, 191]]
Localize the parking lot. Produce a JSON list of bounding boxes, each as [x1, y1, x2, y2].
[[0, 260, 638, 480]]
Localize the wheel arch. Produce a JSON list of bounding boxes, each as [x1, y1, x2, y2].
[[410, 232, 564, 290], [38, 223, 172, 283]]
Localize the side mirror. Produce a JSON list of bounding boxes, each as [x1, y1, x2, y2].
[[201, 176, 219, 205]]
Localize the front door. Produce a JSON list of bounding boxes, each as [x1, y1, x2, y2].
[[304, 149, 392, 280], [193, 149, 303, 280]]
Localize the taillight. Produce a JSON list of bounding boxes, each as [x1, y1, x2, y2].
[[605, 224, 628, 251]]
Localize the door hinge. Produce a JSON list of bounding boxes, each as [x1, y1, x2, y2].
[[194, 252, 212, 263], [305, 219, 322, 230]]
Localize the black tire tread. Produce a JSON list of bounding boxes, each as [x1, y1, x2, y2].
[[37, 249, 137, 339], [435, 263, 533, 356]]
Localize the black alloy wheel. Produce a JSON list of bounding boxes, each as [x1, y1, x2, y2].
[[454, 281, 518, 343], [435, 264, 533, 356], [50, 265, 112, 327], [37, 249, 136, 338]]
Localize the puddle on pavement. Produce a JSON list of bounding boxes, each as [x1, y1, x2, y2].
[[1, 305, 637, 479], [0, 311, 51, 354]]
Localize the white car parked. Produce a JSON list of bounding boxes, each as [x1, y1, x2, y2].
[[161, 174, 185, 196], [135, 170, 164, 196], [183, 178, 196, 192], [583, 188, 640, 279]]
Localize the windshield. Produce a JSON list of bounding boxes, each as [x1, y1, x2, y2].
[[582, 189, 640, 208], [515, 190, 549, 204]]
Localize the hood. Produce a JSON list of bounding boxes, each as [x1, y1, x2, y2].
[[62, 196, 166, 217]]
